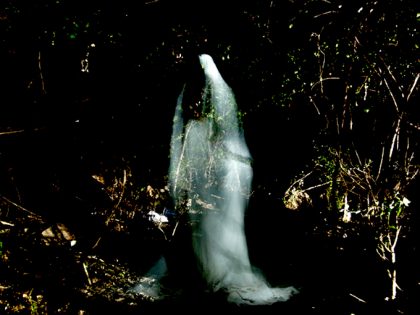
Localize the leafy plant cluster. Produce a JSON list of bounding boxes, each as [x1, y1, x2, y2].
[[282, 0, 419, 302]]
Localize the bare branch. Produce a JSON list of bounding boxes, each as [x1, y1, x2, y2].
[[311, 77, 340, 91], [379, 56, 404, 98], [309, 96, 321, 115], [314, 11, 338, 19], [407, 73, 420, 102], [0, 196, 43, 220], [0, 130, 25, 136], [284, 170, 314, 196], [38, 51, 46, 95], [389, 117, 401, 161], [383, 77, 400, 113], [376, 146, 385, 181], [349, 293, 367, 303], [301, 180, 332, 193]]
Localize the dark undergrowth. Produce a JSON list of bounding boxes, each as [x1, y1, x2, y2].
[[1, 174, 419, 314]]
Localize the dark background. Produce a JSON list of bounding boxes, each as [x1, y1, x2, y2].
[[0, 0, 419, 314]]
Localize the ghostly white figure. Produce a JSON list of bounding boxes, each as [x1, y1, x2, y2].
[[169, 54, 297, 305]]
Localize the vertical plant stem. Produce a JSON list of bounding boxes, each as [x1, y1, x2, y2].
[[390, 226, 401, 300]]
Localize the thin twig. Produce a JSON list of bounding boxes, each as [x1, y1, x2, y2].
[[309, 96, 321, 115], [379, 56, 404, 97], [105, 169, 128, 226], [0, 195, 43, 220], [0, 127, 44, 136], [314, 10, 338, 19], [349, 293, 367, 303], [114, 169, 127, 209], [38, 51, 46, 95], [172, 122, 193, 195], [407, 73, 419, 101], [301, 180, 332, 193], [0, 130, 25, 136], [171, 220, 180, 237], [389, 117, 401, 161], [83, 262, 92, 286], [284, 170, 314, 196], [311, 77, 340, 90], [383, 77, 399, 113], [376, 145, 385, 181], [353, 147, 363, 167], [92, 237, 102, 249]]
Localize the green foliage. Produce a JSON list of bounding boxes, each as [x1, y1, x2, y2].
[[303, 148, 343, 212], [380, 192, 410, 231], [23, 289, 47, 315]]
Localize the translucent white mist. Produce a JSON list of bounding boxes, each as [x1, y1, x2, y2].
[[168, 54, 297, 305]]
